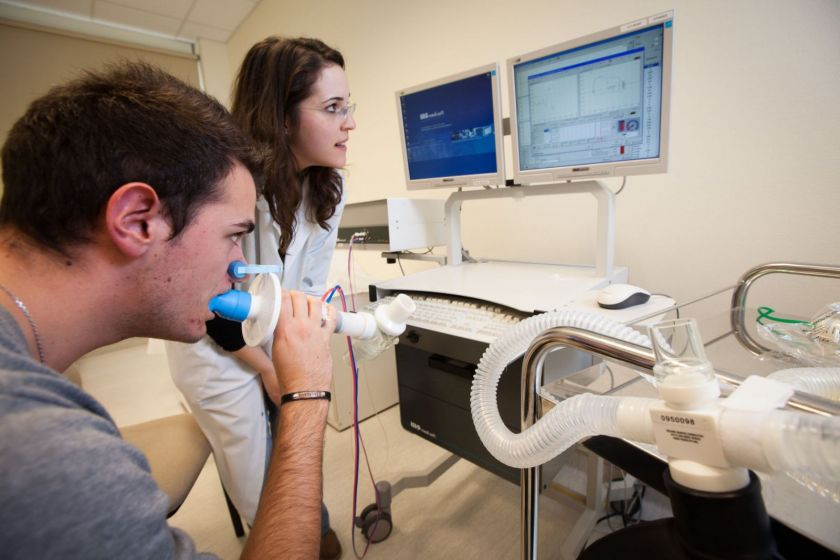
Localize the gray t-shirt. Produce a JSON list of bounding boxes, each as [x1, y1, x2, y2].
[[0, 308, 216, 559]]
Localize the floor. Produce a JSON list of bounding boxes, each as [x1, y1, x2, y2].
[[75, 339, 671, 559]]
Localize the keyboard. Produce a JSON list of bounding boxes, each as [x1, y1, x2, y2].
[[370, 293, 527, 344]]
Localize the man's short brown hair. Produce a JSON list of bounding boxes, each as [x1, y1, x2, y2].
[[1, 61, 261, 254]]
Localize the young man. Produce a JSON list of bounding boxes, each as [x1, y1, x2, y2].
[[0, 62, 336, 558]]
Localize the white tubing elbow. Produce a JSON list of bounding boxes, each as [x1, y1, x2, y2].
[[616, 397, 656, 444]]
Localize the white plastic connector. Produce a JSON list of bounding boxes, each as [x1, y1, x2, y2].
[[335, 311, 377, 339], [718, 376, 795, 474], [616, 397, 655, 444], [374, 293, 416, 336], [349, 294, 417, 361], [718, 409, 774, 473], [647, 319, 751, 491], [722, 376, 794, 412], [650, 318, 721, 410], [668, 459, 749, 492], [656, 371, 721, 410]]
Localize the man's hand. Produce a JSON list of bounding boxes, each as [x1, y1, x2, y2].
[[271, 290, 336, 394]]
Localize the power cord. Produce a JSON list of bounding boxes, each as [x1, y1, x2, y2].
[[603, 364, 616, 392], [322, 285, 380, 559], [583, 465, 648, 550]]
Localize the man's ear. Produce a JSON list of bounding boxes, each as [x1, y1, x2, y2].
[[105, 183, 166, 257]]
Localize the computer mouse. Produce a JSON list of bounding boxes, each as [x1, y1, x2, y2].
[[596, 284, 651, 310]]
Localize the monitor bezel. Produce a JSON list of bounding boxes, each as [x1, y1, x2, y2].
[[507, 11, 673, 185], [396, 62, 506, 191]]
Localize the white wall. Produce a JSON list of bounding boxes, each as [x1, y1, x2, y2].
[[222, 0, 840, 313], [197, 37, 233, 108]]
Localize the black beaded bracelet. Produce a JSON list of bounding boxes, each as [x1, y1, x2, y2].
[[280, 391, 331, 405]]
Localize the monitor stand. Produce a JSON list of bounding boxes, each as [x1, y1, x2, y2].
[[376, 180, 622, 313], [445, 180, 615, 275]]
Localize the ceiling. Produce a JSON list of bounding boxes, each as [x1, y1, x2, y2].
[[3, 0, 260, 43]]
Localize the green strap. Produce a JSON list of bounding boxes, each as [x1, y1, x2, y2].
[[756, 306, 811, 326]]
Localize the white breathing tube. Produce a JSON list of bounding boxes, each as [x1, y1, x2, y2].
[[470, 311, 840, 494], [470, 310, 651, 469], [767, 367, 840, 402]]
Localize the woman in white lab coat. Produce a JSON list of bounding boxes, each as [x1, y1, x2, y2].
[[165, 37, 354, 559]]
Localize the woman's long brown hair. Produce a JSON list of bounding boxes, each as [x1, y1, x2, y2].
[[231, 37, 344, 255]]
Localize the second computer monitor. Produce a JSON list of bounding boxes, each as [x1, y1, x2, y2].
[[508, 11, 673, 184], [396, 63, 505, 190]]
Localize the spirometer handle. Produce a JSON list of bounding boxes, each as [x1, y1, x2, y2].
[[334, 311, 377, 339], [332, 294, 416, 340]]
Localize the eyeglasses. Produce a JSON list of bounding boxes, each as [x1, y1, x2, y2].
[[301, 103, 356, 121]]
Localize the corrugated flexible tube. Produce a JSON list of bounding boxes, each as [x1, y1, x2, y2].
[[767, 367, 840, 402], [471, 311, 840, 488], [469, 310, 651, 469]]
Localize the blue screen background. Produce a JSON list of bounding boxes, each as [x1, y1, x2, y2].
[[400, 72, 497, 180]]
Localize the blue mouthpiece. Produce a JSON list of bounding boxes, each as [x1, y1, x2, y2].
[[209, 289, 252, 322], [228, 260, 282, 280]]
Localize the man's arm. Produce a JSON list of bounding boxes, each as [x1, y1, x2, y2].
[[242, 290, 335, 559], [243, 398, 328, 557]]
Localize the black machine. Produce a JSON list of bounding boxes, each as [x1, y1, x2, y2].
[[394, 321, 592, 486]]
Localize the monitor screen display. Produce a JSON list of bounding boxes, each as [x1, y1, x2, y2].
[[396, 64, 505, 190], [508, 12, 673, 183]]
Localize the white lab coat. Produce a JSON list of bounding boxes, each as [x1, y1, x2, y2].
[[165, 175, 346, 524]]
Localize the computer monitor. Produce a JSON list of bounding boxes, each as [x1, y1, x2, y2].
[[396, 63, 505, 190], [508, 11, 673, 184]]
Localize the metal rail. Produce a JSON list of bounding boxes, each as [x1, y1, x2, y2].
[[731, 262, 840, 355]]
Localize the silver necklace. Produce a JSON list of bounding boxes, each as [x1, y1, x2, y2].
[[0, 282, 45, 363]]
